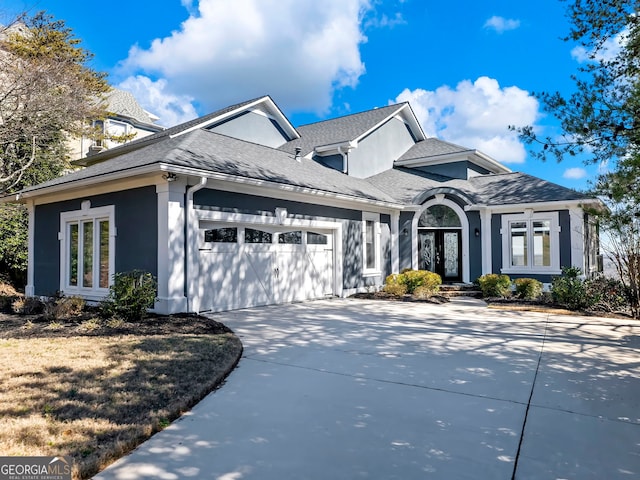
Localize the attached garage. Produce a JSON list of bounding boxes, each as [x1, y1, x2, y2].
[[195, 215, 340, 312]]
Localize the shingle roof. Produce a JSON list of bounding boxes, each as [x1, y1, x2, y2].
[[366, 167, 592, 206], [104, 89, 159, 127], [398, 138, 472, 161], [279, 103, 406, 156], [22, 130, 398, 204]]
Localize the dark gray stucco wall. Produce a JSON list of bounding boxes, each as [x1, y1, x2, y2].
[[209, 111, 289, 148], [399, 211, 414, 271], [467, 210, 482, 281], [491, 214, 503, 274], [194, 188, 389, 290], [33, 186, 158, 296], [381, 214, 392, 279], [490, 210, 573, 283]]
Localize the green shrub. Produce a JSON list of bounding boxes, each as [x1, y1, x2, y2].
[[383, 283, 408, 296], [476, 274, 512, 298], [100, 270, 157, 321], [514, 278, 543, 300], [414, 284, 438, 299], [400, 270, 442, 294], [551, 266, 590, 310]]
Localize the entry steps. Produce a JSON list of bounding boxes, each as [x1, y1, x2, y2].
[[439, 283, 483, 299]]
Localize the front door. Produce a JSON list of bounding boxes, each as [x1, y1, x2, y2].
[[418, 229, 462, 282]]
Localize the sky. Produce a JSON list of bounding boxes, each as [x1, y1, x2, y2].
[[1, 0, 609, 190]]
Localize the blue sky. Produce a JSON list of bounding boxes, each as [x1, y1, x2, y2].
[[2, 0, 604, 190]]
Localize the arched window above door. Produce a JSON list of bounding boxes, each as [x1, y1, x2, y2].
[[418, 205, 461, 228]]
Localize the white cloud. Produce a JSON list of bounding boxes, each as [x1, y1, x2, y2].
[[119, 0, 370, 115], [394, 76, 539, 164], [118, 76, 198, 127], [483, 16, 520, 34], [563, 167, 587, 180], [571, 28, 628, 63]]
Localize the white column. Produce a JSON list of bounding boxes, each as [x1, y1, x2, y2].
[[25, 200, 35, 297], [155, 179, 187, 314]]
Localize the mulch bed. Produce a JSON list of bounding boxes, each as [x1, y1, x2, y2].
[[0, 312, 233, 339]]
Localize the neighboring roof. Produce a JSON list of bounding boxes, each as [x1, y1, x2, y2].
[[367, 167, 593, 206], [104, 89, 161, 128], [20, 129, 398, 205], [280, 103, 415, 156]]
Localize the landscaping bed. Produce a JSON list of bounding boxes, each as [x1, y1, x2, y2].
[[0, 311, 243, 480]]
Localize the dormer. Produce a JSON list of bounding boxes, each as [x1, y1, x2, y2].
[[395, 138, 511, 180]]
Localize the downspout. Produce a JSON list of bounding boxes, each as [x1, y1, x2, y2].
[[186, 177, 208, 312], [338, 146, 349, 174]]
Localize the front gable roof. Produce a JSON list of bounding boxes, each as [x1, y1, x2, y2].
[[280, 103, 425, 157], [396, 138, 511, 174], [76, 95, 299, 167]]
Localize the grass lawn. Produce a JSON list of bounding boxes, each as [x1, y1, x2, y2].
[[0, 312, 243, 479]]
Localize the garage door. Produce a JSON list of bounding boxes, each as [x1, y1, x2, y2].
[[198, 224, 334, 312]]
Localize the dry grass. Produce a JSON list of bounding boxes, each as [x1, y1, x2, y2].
[[0, 314, 243, 479]]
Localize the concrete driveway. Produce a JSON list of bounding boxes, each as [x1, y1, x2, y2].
[[95, 298, 640, 479]]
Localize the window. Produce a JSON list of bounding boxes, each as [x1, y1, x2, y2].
[[278, 231, 302, 244], [501, 212, 559, 273], [204, 227, 238, 243], [362, 212, 381, 275], [245, 228, 272, 244], [60, 204, 115, 298], [307, 232, 328, 245]]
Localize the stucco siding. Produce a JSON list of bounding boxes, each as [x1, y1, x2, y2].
[[33, 186, 158, 297], [209, 111, 289, 148], [467, 210, 482, 281], [349, 117, 415, 178]]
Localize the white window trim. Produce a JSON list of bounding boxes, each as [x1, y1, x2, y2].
[[59, 203, 116, 301], [500, 211, 561, 275], [362, 212, 381, 277]]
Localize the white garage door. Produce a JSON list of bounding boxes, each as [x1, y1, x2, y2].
[[198, 224, 334, 312]]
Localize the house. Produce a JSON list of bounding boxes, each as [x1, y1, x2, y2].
[[67, 89, 165, 161], [4, 95, 601, 314]]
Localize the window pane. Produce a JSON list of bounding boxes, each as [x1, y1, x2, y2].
[[419, 205, 461, 228], [365, 220, 375, 269], [99, 220, 110, 288], [205, 227, 238, 243], [510, 221, 528, 267], [278, 231, 302, 244], [307, 232, 328, 245], [533, 220, 551, 266], [245, 228, 272, 244], [83, 222, 94, 288], [69, 223, 79, 286]]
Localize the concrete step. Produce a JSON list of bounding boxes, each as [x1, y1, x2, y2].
[[438, 284, 483, 298]]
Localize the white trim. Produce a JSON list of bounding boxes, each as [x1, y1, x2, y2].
[[59, 204, 116, 301], [155, 180, 188, 314], [414, 197, 470, 283], [192, 208, 343, 312], [362, 212, 381, 277], [569, 207, 586, 272], [25, 200, 35, 297], [500, 211, 561, 275], [396, 150, 511, 174], [465, 199, 601, 213], [186, 178, 208, 313]]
